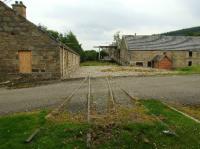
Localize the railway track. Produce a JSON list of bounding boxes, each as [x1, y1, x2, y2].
[[26, 77, 88, 143], [85, 76, 140, 147], [46, 77, 88, 118], [86, 76, 139, 123], [86, 76, 117, 147], [26, 76, 137, 145], [108, 76, 138, 108], [88, 77, 118, 121]]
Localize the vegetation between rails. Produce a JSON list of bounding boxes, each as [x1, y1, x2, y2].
[[1, 100, 200, 148]]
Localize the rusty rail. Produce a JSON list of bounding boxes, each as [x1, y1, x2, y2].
[[106, 77, 116, 113], [46, 77, 88, 118], [26, 77, 88, 143]]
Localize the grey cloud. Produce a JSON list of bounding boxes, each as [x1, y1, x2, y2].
[[7, 0, 200, 49]]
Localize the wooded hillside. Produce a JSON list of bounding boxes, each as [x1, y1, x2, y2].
[[162, 26, 200, 36]]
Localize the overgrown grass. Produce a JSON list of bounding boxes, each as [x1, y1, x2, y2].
[[0, 111, 89, 149], [172, 103, 200, 121], [141, 100, 200, 148], [176, 65, 200, 74], [80, 60, 118, 66], [1, 100, 200, 148]]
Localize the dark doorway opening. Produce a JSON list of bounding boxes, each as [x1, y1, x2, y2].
[[136, 62, 143, 67], [188, 61, 192, 66], [148, 61, 152, 67]]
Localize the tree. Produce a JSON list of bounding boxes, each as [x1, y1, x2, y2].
[[63, 31, 84, 58], [84, 50, 98, 61], [114, 31, 121, 43], [38, 25, 85, 61], [113, 31, 121, 48]]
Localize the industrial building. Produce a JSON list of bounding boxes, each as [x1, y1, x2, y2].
[[109, 35, 200, 69]]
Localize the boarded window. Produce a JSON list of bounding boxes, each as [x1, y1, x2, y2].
[[18, 51, 32, 73], [136, 62, 143, 67], [188, 61, 192, 66], [189, 51, 193, 57]]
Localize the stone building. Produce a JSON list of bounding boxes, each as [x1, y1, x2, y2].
[[0, 1, 80, 80], [110, 35, 200, 69]]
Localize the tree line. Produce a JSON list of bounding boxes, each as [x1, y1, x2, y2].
[[38, 25, 107, 62], [162, 26, 200, 36]]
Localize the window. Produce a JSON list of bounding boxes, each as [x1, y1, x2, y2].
[[136, 62, 143, 67], [188, 61, 192, 66], [148, 61, 152, 67], [32, 69, 39, 72], [41, 69, 46, 73], [189, 51, 193, 57]]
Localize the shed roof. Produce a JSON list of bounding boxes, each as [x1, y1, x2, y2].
[[123, 35, 200, 51], [152, 55, 171, 62]]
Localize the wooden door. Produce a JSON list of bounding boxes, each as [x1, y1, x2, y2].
[[19, 51, 32, 73]]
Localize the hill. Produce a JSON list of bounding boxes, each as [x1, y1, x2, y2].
[[162, 26, 200, 36]]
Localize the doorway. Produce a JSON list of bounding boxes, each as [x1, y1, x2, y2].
[[18, 51, 32, 73]]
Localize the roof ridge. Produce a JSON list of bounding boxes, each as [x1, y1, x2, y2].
[[123, 34, 200, 39]]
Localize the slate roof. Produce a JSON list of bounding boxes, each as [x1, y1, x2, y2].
[[123, 35, 200, 51]]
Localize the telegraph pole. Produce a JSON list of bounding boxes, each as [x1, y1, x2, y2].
[[98, 47, 101, 60]]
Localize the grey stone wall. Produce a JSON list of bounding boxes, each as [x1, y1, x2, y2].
[[128, 50, 200, 68], [60, 49, 80, 79]]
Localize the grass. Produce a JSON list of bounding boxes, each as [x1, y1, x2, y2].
[[176, 65, 200, 74], [141, 100, 200, 148], [1, 100, 200, 148], [0, 111, 89, 149], [172, 103, 200, 121], [80, 60, 118, 66]]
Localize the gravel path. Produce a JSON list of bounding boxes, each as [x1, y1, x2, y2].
[[67, 81, 88, 114], [0, 80, 82, 115], [115, 75, 200, 105], [91, 78, 109, 114], [110, 78, 133, 108], [0, 75, 200, 115], [70, 66, 174, 78]]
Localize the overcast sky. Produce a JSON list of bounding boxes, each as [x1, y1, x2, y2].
[[6, 0, 200, 50]]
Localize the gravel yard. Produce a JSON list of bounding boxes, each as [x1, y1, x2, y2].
[[70, 66, 176, 78], [0, 75, 200, 115]]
